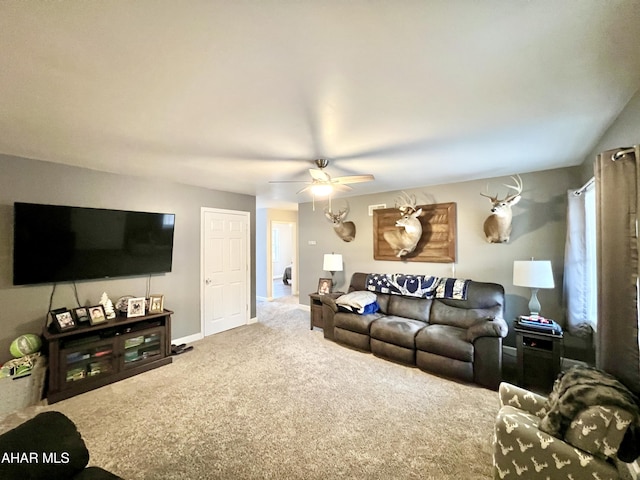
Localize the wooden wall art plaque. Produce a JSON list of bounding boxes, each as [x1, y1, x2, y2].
[[373, 202, 457, 262]]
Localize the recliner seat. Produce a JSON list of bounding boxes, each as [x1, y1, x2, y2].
[[322, 272, 508, 389]]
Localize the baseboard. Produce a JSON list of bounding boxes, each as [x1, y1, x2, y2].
[[502, 346, 589, 370], [249, 316, 258, 324], [298, 304, 310, 311], [172, 332, 203, 346]]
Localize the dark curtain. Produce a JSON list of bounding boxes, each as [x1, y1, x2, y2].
[[595, 146, 640, 396]]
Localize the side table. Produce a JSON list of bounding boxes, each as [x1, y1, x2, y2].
[[308, 292, 343, 330], [515, 326, 563, 392]]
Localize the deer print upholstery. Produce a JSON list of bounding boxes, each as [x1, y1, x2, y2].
[[493, 382, 635, 479]]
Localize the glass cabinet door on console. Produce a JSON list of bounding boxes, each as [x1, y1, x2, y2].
[[119, 328, 165, 370], [60, 338, 118, 390], [43, 310, 173, 403]]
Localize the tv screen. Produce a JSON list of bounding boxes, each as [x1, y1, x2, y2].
[[13, 202, 175, 285]]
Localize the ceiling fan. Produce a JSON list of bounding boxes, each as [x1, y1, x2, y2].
[[269, 159, 375, 197]]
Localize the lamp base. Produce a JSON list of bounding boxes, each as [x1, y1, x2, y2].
[[528, 288, 541, 317]]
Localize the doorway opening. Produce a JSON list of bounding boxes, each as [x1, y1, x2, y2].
[[271, 221, 296, 300]]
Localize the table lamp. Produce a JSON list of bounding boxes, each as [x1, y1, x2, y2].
[[323, 253, 343, 285], [513, 260, 554, 317]]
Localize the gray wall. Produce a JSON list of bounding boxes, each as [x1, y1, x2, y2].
[[579, 88, 640, 179], [298, 167, 581, 347], [0, 155, 256, 363]]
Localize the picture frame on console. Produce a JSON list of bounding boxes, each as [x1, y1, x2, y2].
[[73, 307, 90, 324], [127, 297, 146, 318], [52, 308, 76, 332], [317, 278, 333, 295], [148, 294, 164, 314], [88, 305, 107, 326]]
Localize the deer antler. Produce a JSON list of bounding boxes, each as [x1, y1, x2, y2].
[[324, 202, 349, 223], [502, 174, 523, 202], [395, 191, 418, 214], [480, 186, 498, 202], [481, 175, 523, 203]]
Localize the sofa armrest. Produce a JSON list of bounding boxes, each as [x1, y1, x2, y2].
[[321, 296, 338, 340], [499, 382, 548, 418], [466, 317, 508, 342], [320, 295, 338, 313]]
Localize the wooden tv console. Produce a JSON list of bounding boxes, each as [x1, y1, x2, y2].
[[43, 310, 173, 403]]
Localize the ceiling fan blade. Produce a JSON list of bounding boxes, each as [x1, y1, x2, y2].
[[296, 185, 314, 194], [309, 168, 330, 182], [332, 184, 353, 192], [268, 180, 310, 184], [331, 174, 375, 185]]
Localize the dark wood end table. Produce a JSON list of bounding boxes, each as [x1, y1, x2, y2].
[[515, 326, 564, 392]]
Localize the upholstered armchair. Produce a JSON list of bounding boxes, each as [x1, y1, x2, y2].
[[493, 381, 636, 480]]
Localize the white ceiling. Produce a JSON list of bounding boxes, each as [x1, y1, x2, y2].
[[1, 1, 639, 209]]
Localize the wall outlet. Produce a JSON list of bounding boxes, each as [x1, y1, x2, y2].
[[308, 240, 316, 245]]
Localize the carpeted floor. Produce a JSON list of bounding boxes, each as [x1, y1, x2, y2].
[[1, 297, 499, 479]]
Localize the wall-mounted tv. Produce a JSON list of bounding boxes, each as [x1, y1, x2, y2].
[[13, 202, 176, 285]]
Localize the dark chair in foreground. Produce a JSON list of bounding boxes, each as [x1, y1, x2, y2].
[[0, 411, 122, 479]]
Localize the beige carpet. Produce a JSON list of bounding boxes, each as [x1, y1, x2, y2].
[[1, 297, 499, 479]]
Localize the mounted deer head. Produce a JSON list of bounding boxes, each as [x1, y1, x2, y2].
[[383, 192, 423, 257], [324, 203, 356, 242], [480, 174, 523, 243]]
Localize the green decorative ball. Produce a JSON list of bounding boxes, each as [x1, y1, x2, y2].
[[10, 334, 42, 358]]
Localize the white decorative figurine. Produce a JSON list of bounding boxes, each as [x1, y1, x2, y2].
[[100, 292, 117, 319]]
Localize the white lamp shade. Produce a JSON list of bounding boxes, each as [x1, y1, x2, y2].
[[323, 254, 343, 272], [513, 260, 555, 288]]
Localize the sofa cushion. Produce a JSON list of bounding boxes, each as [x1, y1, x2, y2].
[[564, 406, 633, 460], [429, 300, 502, 329], [415, 324, 473, 362], [387, 296, 432, 322], [334, 311, 383, 335], [375, 293, 391, 314], [370, 316, 427, 349]]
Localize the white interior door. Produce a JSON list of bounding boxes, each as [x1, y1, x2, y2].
[[202, 208, 249, 336]]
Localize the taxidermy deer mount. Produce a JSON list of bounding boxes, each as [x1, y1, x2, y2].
[[480, 174, 523, 243], [324, 203, 356, 242], [383, 192, 423, 257]]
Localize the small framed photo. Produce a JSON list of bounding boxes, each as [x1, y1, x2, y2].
[[317, 278, 333, 295], [148, 294, 164, 314], [51, 308, 76, 332], [73, 307, 90, 324], [127, 297, 146, 318], [88, 305, 107, 326]]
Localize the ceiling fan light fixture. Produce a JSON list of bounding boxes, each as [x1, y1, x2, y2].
[[311, 184, 333, 197]]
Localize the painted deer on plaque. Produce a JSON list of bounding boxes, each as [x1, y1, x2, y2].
[[383, 192, 423, 257], [324, 203, 356, 242], [480, 174, 523, 243]]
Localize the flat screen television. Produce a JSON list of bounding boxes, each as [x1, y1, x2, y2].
[[13, 202, 176, 285]]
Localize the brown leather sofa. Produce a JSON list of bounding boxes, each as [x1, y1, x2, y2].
[[321, 272, 508, 389]]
